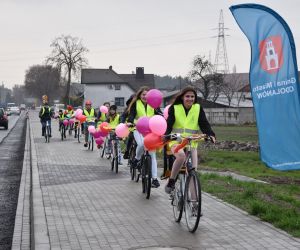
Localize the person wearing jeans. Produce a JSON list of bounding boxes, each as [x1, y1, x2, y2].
[[127, 86, 162, 188]]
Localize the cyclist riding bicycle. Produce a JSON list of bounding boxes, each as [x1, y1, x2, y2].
[[39, 95, 53, 137], [164, 86, 216, 194], [106, 105, 123, 165], [83, 100, 97, 147], [127, 86, 162, 188], [58, 109, 66, 138]]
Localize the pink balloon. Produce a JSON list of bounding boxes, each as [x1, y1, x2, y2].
[[75, 109, 83, 118], [95, 137, 104, 145], [149, 115, 167, 136], [163, 105, 170, 120], [69, 118, 75, 125], [115, 123, 129, 138], [136, 116, 151, 136], [93, 129, 102, 139], [63, 119, 69, 126], [100, 105, 108, 114], [88, 125, 96, 134], [146, 89, 163, 109]]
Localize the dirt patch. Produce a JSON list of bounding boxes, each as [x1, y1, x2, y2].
[[261, 176, 300, 185]]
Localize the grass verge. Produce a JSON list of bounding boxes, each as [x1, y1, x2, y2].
[[200, 150, 300, 183], [201, 173, 300, 237], [212, 125, 258, 142]]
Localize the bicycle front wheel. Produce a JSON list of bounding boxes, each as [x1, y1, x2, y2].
[[61, 125, 65, 141], [184, 170, 202, 233], [114, 141, 118, 173], [142, 155, 152, 199], [77, 126, 81, 143]]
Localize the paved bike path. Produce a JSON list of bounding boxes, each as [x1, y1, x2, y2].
[[29, 112, 300, 250]]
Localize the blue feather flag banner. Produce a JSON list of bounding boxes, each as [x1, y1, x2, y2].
[[230, 4, 300, 170]]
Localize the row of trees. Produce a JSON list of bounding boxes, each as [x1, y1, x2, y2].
[[24, 35, 88, 104], [23, 35, 244, 107]]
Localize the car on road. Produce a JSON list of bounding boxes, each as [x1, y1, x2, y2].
[[7, 106, 21, 116], [0, 108, 8, 130]]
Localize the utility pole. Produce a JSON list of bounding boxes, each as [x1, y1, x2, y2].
[[213, 9, 230, 74]]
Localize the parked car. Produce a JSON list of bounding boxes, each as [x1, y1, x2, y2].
[[0, 108, 8, 129], [7, 106, 21, 115]]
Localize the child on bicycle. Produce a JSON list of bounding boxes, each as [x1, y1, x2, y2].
[[39, 95, 53, 137], [83, 100, 97, 147], [127, 86, 162, 188], [164, 86, 216, 194], [106, 105, 123, 165], [58, 109, 66, 138]]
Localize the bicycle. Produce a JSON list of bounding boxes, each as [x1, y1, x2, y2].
[[74, 121, 81, 143], [86, 122, 95, 151], [128, 136, 137, 181], [109, 130, 122, 174], [100, 136, 112, 159], [163, 133, 209, 233], [140, 149, 152, 199], [44, 120, 51, 143], [60, 122, 66, 141]]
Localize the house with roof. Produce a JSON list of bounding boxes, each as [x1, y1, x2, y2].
[[81, 66, 154, 110]]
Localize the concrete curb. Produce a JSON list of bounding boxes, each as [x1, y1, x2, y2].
[[29, 114, 51, 249], [11, 117, 31, 250]]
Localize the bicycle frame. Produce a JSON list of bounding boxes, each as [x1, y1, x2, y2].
[[109, 131, 121, 173]]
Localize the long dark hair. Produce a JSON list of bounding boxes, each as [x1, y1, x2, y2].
[[171, 86, 198, 106], [128, 86, 150, 113]]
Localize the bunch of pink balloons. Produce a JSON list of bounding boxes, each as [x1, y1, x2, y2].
[[136, 115, 167, 137], [69, 119, 75, 125]]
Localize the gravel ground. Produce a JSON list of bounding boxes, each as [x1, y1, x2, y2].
[[0, 116, 26, 250]]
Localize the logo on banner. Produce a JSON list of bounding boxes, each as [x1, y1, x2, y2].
[[259, 36, 283, 74]]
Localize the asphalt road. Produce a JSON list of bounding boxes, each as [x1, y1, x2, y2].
[[0, 114, 26, 250], [0, 114, 20, 143]]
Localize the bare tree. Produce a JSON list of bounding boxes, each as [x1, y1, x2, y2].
[[24, 65, 60, 103], [221, 74, 245, 107], [12, 85, 25, 105], [46, 35, 88, 103], [189, 55, 223, 101]]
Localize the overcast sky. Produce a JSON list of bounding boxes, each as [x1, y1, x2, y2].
[[1, 0, 300, 88]]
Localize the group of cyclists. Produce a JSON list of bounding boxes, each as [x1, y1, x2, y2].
[[38, 86, 216, 195]]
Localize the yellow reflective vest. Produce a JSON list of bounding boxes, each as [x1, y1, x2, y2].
[[83, 108, 95, 122], [135, 99, 154, 121], [108, 114, 120, 129], [170, 103, 200, 148]]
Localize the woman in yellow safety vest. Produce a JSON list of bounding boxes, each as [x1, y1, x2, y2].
[[164, 86, 216, 194], [127, 86, 162, 188]]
